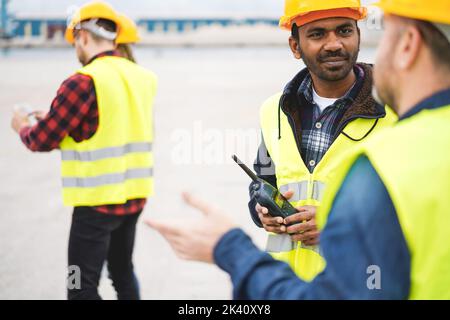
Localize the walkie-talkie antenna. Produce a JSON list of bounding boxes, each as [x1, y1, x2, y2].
[[232, 154, 259, 182]]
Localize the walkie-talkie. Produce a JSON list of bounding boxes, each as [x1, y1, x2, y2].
[[232, 155, 298, 219]]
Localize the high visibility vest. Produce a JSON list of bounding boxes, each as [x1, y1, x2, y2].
[[317, 105, 450, 299], [260, 92, 397, 281], [60, 56, 157, 207]]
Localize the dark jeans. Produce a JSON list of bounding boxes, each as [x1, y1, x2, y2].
[[67, 206, 141, 300]]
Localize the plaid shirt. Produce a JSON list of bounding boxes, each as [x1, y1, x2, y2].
[[20, 50, 146, 215], [297, 65, 364, 173]]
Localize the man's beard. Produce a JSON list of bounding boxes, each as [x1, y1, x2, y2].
[[300, 45, 359, 82], [77, 50, 89, 66]]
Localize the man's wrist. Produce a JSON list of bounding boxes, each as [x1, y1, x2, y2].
[[213, 228, 258, 273], [19, 124, 31, 135], [18, 125, 32, 145]]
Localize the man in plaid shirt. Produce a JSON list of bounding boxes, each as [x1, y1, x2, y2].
[[247, 2, 396, 279], [11, 4, 155, 300], [249, 30, 385, 240]]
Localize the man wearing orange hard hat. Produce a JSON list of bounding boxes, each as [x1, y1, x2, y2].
[[245, 0, 396, 282], [11, 1, 158, 300], [148, 0, 450, 299]]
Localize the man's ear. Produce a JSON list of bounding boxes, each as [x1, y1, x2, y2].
[[289, 36, 302, 60], [395, 25, 422, 71], [80, 30, 89, 46]]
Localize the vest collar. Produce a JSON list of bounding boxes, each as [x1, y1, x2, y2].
[[400, 88, 450, 121]]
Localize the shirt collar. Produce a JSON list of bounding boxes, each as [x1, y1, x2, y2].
[[86, 50, 120, 65], [399, 88, 450, 121], [297, 64, 365, 108]]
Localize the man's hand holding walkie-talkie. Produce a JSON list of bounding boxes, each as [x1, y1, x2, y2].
[[232, 154, 320, 247], [256, 195, 320, 247]]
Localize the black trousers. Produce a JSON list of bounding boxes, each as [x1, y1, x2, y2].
[[67, 206, 141, 300]]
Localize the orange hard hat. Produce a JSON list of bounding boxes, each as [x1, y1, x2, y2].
[[280, 0, 367, 30]]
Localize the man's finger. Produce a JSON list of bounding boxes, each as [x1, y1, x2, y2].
[[13, 110, 27, 117], [264, 225, 286, 234], [281, 189, 294, 200], [284, 211, 314, 225], [303, 238, 319, 246], [286, 221, 313, 234], [301, 230, 320, 239], [182, 192, 213, 216], [297, 205, 316, 212], [145, 219, 182, 236], [259, 213, 284, 225], [291, 230, 320, 243], [256, 203, 269, 215]]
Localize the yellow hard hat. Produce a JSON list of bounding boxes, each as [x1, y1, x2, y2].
[[65, 1, 122, 44], [116, 14, 141, 44], [375, 0, 450, 25], [280, 0, 367, 30]]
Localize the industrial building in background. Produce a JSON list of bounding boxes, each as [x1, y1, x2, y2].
[[0, 0, 281, 47], [0, 0, 383, 47]]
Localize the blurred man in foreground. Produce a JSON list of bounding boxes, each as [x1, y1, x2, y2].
[[147, 0, 450, 299]]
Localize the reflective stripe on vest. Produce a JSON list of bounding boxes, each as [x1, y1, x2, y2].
[[312, 180, 326, 201], [267, 234, 321, 254], [279, 181, 308, 201], [266, 234, 296, 252], [61, 142, 152, 162], [279, 180, 326, 201], [62, 167, 153, 188]]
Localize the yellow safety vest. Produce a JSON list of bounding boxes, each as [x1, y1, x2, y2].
[[260, 92, 397, 281], [60, 56, 157, 207], [317, 104, 450, 299]]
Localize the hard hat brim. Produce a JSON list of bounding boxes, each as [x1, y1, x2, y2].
[[116, 14, 141, 44], [280, 7, 367, 30], [65, 27, 75, 44], [374, 1, 450, 26]]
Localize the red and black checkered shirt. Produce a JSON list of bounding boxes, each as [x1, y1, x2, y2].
[[20, 50, 146, 215]]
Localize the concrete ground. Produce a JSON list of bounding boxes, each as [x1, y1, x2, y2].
[[0, 46, 375, 299]]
